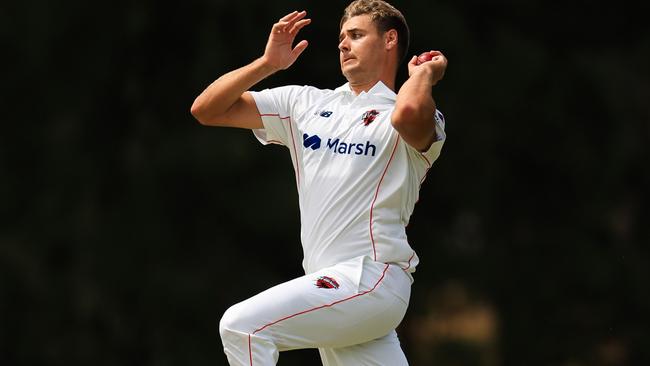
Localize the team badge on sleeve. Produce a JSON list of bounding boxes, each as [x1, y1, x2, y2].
[[361, 110, 380, 126], [315, 276, 340, 289]]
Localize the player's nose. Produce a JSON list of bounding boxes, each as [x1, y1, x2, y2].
[[338, 38, 350, 52]]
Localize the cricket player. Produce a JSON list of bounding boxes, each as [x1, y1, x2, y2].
[[191, 1, 447, 365]]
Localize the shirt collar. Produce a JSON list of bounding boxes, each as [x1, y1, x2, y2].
[[335, 81, 397, 101]]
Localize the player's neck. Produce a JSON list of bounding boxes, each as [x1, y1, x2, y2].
[[349, 78, 395, 95], [347, 63, 397, 95]]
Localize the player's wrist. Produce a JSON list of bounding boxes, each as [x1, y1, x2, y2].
[[410, 66, 438, 85], [257, 55, 283, 76]]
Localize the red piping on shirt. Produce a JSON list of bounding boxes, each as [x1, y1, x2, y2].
[[259, 114, 290, 118], [402, 251, 416, 271], [287, 118, 300, 186], [369, 136, 401, 261], [419, 152, 431, 167], [259, 114, 300, 186]]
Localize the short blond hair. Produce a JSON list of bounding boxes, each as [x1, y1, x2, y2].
[[340, 0, 410, 62]]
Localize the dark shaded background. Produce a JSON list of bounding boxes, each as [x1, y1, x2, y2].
[[1, 0, 649, 365]]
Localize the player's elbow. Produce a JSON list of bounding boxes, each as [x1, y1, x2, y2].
[[190, 99, 210, 125], [391, 99, 435, 130], [391, 103, 419, 130], [191, 99, 226, 127]]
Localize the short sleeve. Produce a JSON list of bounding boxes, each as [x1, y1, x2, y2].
[[249, 85, 304, 146], [420, 109, 446, 163], [405, 108, 446, 167]]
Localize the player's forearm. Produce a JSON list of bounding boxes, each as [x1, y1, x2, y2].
[[190, 57, 278, 122], [395, 68, 437, 115], [392, 69, 438, 150]]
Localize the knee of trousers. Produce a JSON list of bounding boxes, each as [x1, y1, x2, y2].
[[219, 303, 257, 341]]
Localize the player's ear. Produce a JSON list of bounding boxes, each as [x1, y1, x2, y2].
[[385, 29, 398, 51]]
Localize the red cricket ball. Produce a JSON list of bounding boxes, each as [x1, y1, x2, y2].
[[416, 52, 434, 65]]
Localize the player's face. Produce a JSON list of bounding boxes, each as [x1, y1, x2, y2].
[[338, 15, 387, 82]]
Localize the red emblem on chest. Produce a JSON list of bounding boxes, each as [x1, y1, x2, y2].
[[362, 110, 380, 126]]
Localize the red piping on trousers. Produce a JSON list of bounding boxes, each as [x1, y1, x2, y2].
[[246, 264, 391, 365], [369, 136, 400, 260], [248, 334, 253, 365]]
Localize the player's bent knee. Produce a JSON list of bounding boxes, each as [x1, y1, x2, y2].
[[219, 305, 238, 338], [219, 303, 254, 339]]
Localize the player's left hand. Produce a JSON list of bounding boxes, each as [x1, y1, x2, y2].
[[407, 50, 447, 86], [262, 11, 312, 72]]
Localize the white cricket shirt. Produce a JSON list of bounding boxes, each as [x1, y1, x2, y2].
[[250, 81, 445, 275]]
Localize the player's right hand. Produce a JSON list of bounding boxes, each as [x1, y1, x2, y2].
[[407, 50, 447, 86], [262, 11, 311, 72]]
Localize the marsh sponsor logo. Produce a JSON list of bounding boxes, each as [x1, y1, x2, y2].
[[302, 133, 321, 150], [326, 137, 376, 156], [302, 133, 376, 157]]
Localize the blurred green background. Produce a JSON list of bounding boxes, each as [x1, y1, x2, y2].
[[1, 0, 648, 365]]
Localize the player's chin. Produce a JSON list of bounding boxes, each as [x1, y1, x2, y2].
[[340, 65, 354, 79], [340, 61, 357, 74], [341, 57, 357, 67]]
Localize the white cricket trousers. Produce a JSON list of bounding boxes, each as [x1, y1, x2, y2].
[[219, 255, 411, 365]]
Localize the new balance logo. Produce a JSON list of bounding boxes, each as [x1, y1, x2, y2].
[[302, 133, 376, 157], [315, 110, 333, 118], [303, 133, 321, 150]]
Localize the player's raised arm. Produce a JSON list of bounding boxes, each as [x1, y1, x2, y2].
[[391, 50, 447, 151], [190, 11, 311, 129]]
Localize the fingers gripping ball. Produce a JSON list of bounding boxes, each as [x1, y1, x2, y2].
[[416, 52, 434, 65]]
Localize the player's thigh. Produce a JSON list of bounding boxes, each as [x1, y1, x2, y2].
[[318, 330, 409, 366], [220, 260, 408, 350]]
